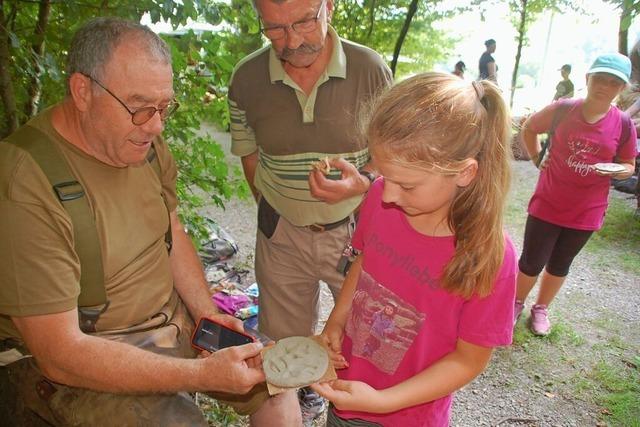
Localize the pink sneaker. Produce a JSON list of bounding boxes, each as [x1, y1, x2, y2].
[[514, 300, 525, 326], [529, 304, 551, 336]]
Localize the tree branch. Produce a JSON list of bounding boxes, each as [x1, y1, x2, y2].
[[0, 0, 19, 136], [23, 0, 51, 118], [366, 0, 376, 41], [390, 0, 419, 77], [618, 0, 631, 54], [510, 0, 527, 108]]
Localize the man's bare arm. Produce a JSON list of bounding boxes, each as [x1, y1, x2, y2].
[[12, 309, 264, 394]]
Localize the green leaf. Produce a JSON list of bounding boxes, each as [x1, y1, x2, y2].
[[8, 32, 21, 49]]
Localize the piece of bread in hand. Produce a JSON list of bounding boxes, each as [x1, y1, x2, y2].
[[312, 156, 331, 175]]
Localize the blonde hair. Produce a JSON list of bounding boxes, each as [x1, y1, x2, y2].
[[365, 72, 512, 298]]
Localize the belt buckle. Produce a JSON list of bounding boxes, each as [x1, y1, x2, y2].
[[308, 224, 325, 232]]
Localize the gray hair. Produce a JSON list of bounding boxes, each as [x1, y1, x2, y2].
[[251, 0, 289, 12], [66, 17, 171, 87]]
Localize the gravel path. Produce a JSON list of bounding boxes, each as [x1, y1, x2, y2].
[[200, 128, 639, 426]]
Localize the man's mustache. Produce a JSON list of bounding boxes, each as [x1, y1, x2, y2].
[[280, 43, 322, 59]]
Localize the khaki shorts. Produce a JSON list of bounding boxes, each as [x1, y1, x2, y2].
[[0, 357, 268, 425], [255, 207, 350, 340]]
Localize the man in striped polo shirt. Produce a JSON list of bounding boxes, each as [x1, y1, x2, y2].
[[228, 0, 392, 421]]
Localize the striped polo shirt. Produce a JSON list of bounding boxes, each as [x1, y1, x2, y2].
[[228, 26, 392, 226]]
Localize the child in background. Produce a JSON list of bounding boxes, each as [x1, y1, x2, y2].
[[552, 64, 575, 101], [515, 53, 637, 336], [311, 72, 517, 427]]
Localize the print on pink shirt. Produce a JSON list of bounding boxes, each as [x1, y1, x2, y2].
[[368, 232, 438, 289], [345, 270, 425, 375], [566, 137, 601, 177]]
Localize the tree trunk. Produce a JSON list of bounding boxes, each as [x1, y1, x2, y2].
[[510, 0, 527, 108], [0, 0, 19, 136], [390, 0, 418, 77], [23, 0, 51, 119], [619, 27, 628, 55], [366, 0, 376, 41], [618, 2, 630, 55]]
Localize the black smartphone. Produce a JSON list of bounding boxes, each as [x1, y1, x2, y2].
[[191, 317, 254, 352]]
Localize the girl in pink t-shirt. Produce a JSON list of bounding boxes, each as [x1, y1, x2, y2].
[[310, 72, 517, 426], [515, 53, 637, 336]]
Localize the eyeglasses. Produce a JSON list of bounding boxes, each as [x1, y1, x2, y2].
[[259, 0, 326, 40], [82, 73, 179, 126]]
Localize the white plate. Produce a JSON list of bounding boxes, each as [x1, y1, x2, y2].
[[593, 163, 626, 173]]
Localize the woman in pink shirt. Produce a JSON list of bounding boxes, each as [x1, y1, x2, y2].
[[310, 72, 516, 427], [515, 53, 637, 336]]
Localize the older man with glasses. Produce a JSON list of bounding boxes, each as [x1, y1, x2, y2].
[[0, 17, 300, 425], [228, 0, 392, 423]]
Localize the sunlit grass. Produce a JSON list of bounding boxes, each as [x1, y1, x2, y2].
[[592, 358, 640, 427], [513, 313, 585, 347], [513, 312, 639, 426], [585, 198, 640, 275]]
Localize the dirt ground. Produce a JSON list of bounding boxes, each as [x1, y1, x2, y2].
[[201, 128, 640, 426]]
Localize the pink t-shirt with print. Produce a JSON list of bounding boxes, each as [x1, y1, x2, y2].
[[334, 179, 517, 427], [527, 99, 638, 230]]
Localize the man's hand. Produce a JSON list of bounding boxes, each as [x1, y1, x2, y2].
[[309, 158, 369, 204], [197, 313, 263, 368], [206, 312, 244, 334], [200, 342, 266, 394], [310, 379, 387, 413]]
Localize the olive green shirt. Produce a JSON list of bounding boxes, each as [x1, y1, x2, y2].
[[0, 107, 177, 340]]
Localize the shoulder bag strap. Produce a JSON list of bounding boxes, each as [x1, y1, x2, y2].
[[4, 125, 107, 331], [145, 141, 173, 252]]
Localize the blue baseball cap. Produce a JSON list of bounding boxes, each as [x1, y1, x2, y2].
[[587, 53, 631, 83]]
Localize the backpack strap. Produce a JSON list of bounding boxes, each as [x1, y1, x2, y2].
[[548, 99, 575, 141], [618, 111, 632, 153], [534, 100, 574, 167]]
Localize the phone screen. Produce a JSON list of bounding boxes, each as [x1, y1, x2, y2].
[[192, 318, 253, 352]]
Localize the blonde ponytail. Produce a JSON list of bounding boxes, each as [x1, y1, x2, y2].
[[366, 74, 512, 298]]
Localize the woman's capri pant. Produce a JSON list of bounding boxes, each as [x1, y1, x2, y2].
[[518, 215, 594, 277]]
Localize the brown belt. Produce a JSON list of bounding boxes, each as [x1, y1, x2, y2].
[[307, 214, 354, 233], [259, 196, 355, 233]]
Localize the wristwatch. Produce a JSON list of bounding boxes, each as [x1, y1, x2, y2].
[[358, 169, 376, 184]]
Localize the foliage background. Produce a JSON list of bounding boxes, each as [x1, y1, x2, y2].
[[0, 0, 457, 244], [3, 0, 633, 243]]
